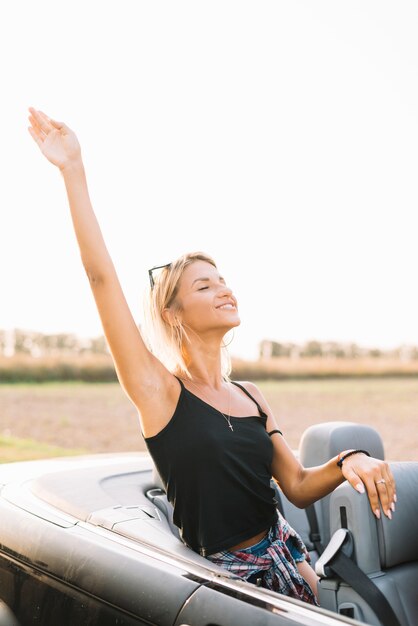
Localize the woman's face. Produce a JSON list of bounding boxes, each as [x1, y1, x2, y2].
[[173, 260, 240, 336]]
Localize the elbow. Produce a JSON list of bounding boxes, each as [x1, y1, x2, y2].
[[284, 491, 312, 509], [293, 495, 314, 509], [84, 265, 106, 287], [82, 253, 115, 287], [281, 468, 313, 509]]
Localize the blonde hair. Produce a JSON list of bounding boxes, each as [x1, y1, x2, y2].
[[143, 251, 232, 379]]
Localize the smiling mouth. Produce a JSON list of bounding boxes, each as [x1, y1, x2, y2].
[[216, 303, 236, 310]]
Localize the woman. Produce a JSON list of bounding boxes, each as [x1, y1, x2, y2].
[[27, 108, 396, 606]]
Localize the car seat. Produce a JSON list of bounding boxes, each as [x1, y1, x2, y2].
[[272, 421, 385, 567], [316, 461, 418, 626]]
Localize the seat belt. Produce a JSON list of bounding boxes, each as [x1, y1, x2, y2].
[[315, 528, 402, 626], [305, 503, 324, 555]]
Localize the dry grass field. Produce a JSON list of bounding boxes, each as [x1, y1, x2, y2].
[[3, 354, 418, 382], [0, 377, 417, 462]]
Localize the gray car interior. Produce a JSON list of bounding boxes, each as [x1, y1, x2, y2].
[[319, 460, 418, 625]]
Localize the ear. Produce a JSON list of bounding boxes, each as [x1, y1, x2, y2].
[[162, 307, 180, 327]]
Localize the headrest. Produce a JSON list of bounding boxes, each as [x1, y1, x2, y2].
[[299, 421, 385, 467], [329, 462, 418, 573]]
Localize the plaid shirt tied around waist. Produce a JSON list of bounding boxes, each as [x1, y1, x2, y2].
[[207, 511, 318, 606]]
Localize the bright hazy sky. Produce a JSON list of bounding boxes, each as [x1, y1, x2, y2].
[[1, 2, 417, 360]]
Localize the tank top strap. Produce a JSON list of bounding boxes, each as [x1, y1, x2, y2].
[[175, 375, 185, 389], [230, 381, 268, 419]]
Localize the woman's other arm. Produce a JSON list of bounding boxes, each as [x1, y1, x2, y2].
[[27, 109, 177, 433], [241, 381, 396, 520]]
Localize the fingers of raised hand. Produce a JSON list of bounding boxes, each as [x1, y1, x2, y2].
[[49, 117, 65, 131], [28, 125, 43, 148], [28, 108, 65, 143], [28, 108, 52, 135], [38, 111, 66, 133], [28, 111, 42, 141]]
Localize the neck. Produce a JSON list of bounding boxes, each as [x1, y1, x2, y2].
[[183, 366, 225, 390], [181, 338, 226, 390]]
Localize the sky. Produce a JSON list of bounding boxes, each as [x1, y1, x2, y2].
[[1, 1, 418, 360]]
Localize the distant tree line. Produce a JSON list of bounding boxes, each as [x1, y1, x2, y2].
[[0, 329, 109, 358], [2, 330, 418, 362], [259, 339, 418, 361]]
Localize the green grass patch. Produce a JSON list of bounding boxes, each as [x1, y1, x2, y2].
[[0, 435, 87, 464]]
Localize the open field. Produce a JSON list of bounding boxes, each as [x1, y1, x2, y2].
[[0, 378, 417, 462], [233, 356, 418, 379]]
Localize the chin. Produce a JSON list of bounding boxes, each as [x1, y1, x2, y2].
[[227, 316, 241, 330]]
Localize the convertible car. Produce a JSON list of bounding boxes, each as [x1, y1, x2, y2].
[[0, 421, 416, 626]]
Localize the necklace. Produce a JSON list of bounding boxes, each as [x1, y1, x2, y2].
[[181, 378, 234, 432]]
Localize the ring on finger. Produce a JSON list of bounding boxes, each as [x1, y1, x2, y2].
[[375, 479, 386, 485]]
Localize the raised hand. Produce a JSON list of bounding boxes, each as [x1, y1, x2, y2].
[[28, 108, 81, 171]]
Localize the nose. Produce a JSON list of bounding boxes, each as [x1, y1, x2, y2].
[[218, 283, 233, 298]]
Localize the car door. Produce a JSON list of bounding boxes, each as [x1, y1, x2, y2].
[[174, 583, 357, 626]]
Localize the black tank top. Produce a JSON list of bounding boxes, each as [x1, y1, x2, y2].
[[144, 378, 277, 555]]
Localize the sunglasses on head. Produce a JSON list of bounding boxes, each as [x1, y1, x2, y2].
[[148, 263, 172, 289]]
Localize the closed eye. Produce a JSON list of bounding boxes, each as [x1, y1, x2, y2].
[[198, 286, 209, 291]]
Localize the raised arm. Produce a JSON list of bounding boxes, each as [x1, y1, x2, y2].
[[27, 108, 178, 433]]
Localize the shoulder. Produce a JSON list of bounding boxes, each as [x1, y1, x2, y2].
[[232, 380, 269, 408], [233, 380, 278, 430]]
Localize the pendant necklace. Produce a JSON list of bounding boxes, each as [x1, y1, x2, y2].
[[182, 378, 234, 432]]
